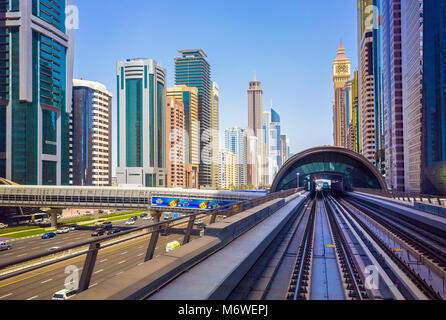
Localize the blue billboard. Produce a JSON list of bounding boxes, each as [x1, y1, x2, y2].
[[151, 197, 239, 210]]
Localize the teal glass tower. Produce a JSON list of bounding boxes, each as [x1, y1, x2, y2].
[[0, 0, 74, 185], [116, 58, 167, 187], [175, 50, 211, 187]]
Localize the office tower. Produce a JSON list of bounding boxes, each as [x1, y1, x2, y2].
[[247, 74, 264, 186], [225, 127, 248, 187], [210, 82, 221, 189], [166, 97, 189, 188], [333, 40, 351, 148], [166, 85, 199, 184], [382, 0, 405, 191], [280, 134, 291, 165], [262, 108, 282, 185], [358, 0, 376, 164], [401, 0, 423, 193], [347, 71, 360, 153], [0, 0, 74, 185], [175, 50, 211, 187], [342, 80, 353, 148], [70, 79, 112, 186], [421, 0, 446, 195], [220, 149, 237, 190], [116, 58, 167, 187], [373, 0, 386, 177]]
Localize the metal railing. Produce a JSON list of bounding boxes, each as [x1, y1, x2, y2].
[[352, 188, 445, 206], [0, 188, 301, 293]]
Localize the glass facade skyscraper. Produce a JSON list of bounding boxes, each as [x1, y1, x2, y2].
[[175, 50, 211, 187], [116, 58, 167, 187], [225, 127, 248, 187], [0, 0, 74, 185]]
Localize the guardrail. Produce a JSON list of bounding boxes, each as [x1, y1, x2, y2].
[[0, 188, 301, 294], [352, 188, 446, 206]]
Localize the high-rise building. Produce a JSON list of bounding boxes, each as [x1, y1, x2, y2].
[[358, 0, 376, 164], [116, 58, 167, 187], [166, 97, 190, 189], [382, 0, 405, 191], [175, 50, 211, 187], [333, 40, 351, 148], [280, 134, 291, 165], [421, 0, 446, 195], [401, 0, 424, 193], [0, 0, 74, 185], [70, 79, 112, 186], [225, 127, 248, 187], [346, 71, 360, 153], [262, 108, 282, 185], [247, 74, 264, 186], [210, 81, 220, 189], [166, 85, 200, 183], [220, 148, 237, 190]]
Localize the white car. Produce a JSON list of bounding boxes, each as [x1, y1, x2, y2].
[[125, 219, 135, 225], [0, 242, 12, 251], [0, 223, 8, 229], [142, 215, 152, 221], [52, 288, 77, 300], [48, 247, 61, 252], [56, 227, 70, 234]]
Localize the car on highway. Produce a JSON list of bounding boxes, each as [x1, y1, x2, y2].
[[56, 227, 70, 234], [52, 289, 77, 300], [140, 213, 148, 218], [131, 216, 138, 221], [91, 229, 106, 237], [107, 228, 121, 235], [48, 247, 61, 252], [0, 223, 8, 229], [180, 213, 188, 218], [0, 242, 12, 251], [125, 219, 135, 225], [101, 221, 113, 230], [68, 225, 80, 231], [163, 213, 172, 220], [41, 232, 56, 239], [142, 215, 152, 221], [194, 220, 206, 228]]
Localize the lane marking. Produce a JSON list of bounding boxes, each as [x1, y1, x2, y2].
[[0, 293, 12, 299], [138, 262, 143, 266], [121, 251, 127, 255], [94, 269, 104, 274], [137, 253, 143, 257], [27, 295, 38, 300], [90, 283, 98, 288], [41, 278, 52, 284], [118, 260, 126, 264], [116, 271, 123, 276], [99, 259, 108, 263], [16, 253, 27, 257]]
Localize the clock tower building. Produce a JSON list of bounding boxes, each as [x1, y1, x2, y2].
[[333, 40, 351, 148]]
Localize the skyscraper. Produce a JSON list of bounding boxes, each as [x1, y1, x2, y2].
[[280, 134, 291, 165], [0, 0, 74, 185], [70, 79, 112, 186], [382, 0, 405, 191], [210, 81, 220, 189], [220, 149, 237, 190], [358, 0, 376, 164], [333, 40, 351, 148], [247, 74, 264, 186], [346, 71, 360, 153], [175, 50, 211, 187], [166, 85, 200, 182], [225, 127, 248, 187], [116, 58, 167, 187], [401, 0, 423, 193], [262, 108, 282, 185]]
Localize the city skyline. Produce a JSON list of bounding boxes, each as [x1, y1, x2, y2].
[[72, 0, 359, 174]]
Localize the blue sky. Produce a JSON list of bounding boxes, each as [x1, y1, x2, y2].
[[72, 0, 358, 168]]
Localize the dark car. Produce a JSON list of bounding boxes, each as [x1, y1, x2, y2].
[[131, 216, 138, 221], [101, 221, 113, 230], [42, 232, 56, 239], [140, 213, 148, 218], [91, 229, 105, 237], [107, 228, 121, 235]]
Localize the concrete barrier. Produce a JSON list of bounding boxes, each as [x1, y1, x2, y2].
[[414, 202, 446, 219]]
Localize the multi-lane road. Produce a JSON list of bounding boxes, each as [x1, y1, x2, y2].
[[0, 215, 206, 300]]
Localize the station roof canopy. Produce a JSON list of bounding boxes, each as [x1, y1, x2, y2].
[[270, 146, 387, 192]]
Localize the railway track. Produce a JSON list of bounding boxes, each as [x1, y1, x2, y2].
[[332, 196, 443, 300]]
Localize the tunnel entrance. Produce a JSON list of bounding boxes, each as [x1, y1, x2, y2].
[[270, 146, 387, 193]]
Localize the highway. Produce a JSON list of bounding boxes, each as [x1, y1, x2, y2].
[[0, 215, 208, 300]]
